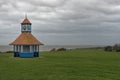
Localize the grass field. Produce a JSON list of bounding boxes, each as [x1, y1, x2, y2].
[[0, 49, 120, 80]]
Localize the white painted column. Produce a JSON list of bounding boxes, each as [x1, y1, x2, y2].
[[37, 45, 39, 52], [35, 45, 37, 52], [34, 45, 36, 52], [38, 45, 40, 52], [13, 45, 15, 52], [36, 46, 37, 52], [20, 45, 21, 52], [19, 45, 21, 52], [18, 46, 20, 52], [36, 45, 38, 52], [30, 45, 32, 52], [14, 45, 16, 52], [16, 45, 18, 52], [21, 45, 23, 52]]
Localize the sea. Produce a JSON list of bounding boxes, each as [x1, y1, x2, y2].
[[0, 45, 104, 52]]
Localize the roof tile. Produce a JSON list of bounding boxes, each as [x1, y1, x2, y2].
[[10, 33, 43, 45]]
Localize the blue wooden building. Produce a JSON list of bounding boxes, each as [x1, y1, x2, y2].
[[10, 17, 43, 58]]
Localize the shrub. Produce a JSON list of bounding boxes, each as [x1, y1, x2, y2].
[[113, 44, 120, 52], [6, 51, 13, 53], [57, 48, 66, 51], [104, 46, 112, 52], [50, 48, 56, 52]]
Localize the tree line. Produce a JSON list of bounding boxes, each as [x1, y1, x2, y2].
[[104, 44, 120, 52]]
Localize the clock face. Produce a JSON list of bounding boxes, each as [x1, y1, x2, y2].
[[22, 24, 31, 32], [23, 26, 26, 30], [28, 25, 31, 30]]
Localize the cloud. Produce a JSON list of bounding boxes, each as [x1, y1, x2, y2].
[[0, 0, 120, 45]]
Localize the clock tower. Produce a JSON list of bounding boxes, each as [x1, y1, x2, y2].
[[10, 16, 43, 58], [21, 17, 31, 33]]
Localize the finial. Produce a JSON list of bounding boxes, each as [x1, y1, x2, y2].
[[25, 13, 27, 19]]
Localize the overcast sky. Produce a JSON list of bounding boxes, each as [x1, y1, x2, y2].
[[0, 0, 120, 45]]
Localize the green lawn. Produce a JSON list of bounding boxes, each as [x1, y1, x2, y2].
[[0, 49, 120, 80]]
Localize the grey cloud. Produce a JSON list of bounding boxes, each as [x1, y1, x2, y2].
[[0, 0, 120, 45]]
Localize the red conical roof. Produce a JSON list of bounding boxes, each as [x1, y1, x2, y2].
[[22, 18, 31, 24]]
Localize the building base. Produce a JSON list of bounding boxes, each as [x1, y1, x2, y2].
[[14, 52, 39, 58]]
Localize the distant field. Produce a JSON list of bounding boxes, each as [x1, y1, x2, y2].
[[0, 49, 120, 80]]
